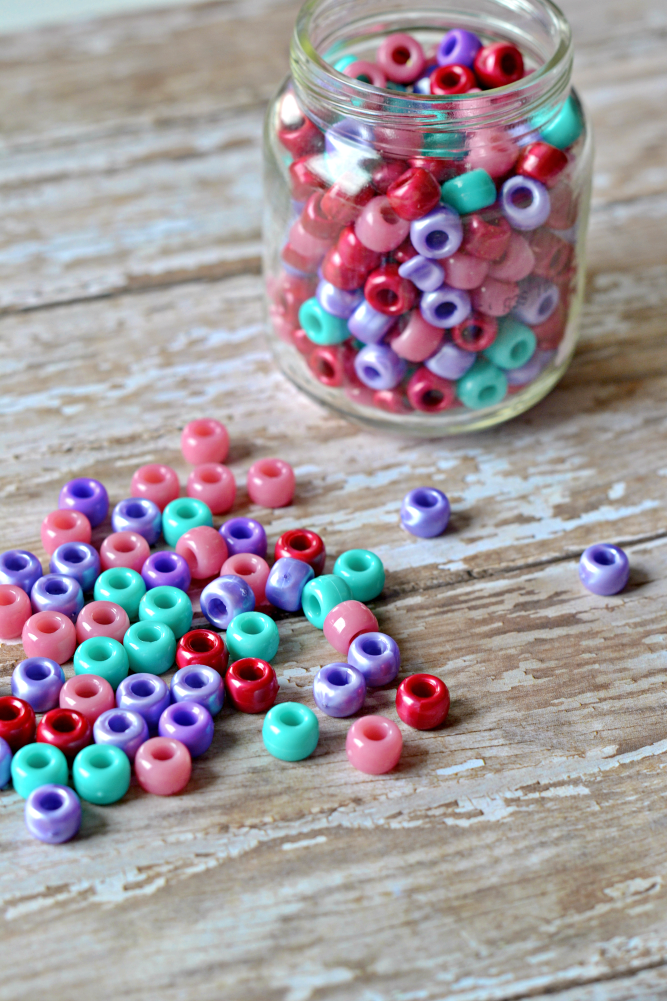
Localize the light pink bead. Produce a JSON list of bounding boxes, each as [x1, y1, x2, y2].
[[288, 220, 333, 262], [323, 600, 379, 656], [247, 458, 295, 509], [355, 196, 411, 254], [100, 531, 150, 572], [22, 611, 76, 664], [76, 600, 130, 644], [0, 585, 31, 640], [346, 715, 403, 775], [342, 60, 387, 89], [59, 674, 115, 725], [471, 279, 519, 317], [390, 312, 443, 363], [134, 737, 192, 796], [442, 252, 489, 290], [220, 553, 270, 606], [466, 128, 519, 178], [186, 463, 236, 515], [176, 526, 228, 580], [180, 419, 229, 465], [41, 509, 92, 556], [488, 231, 535, 281], [270, 304, 296, 344], [131, 464, 180, 512], [376, 33, 426, 84]]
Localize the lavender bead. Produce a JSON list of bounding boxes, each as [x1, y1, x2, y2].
[[116, 673, 170, 731], [313, 663, 366, 718], [265, 556, 315, 612], [31, 573, 83, 622], [0, 737, 11, 788], [93, 708, 149, 761], [141, 551, 191, 592], [398, 255, 445, 292], [421, 286, 471, 328], [505, 349, 556, 386], [425, 340, 477, 380], [25, 784, 81, 844], [58, 477, 109, 528], [171, 664, 225, 717], [354, 344, 407, 390], [401, 487, 450, 538], [219, 518, 267, 558], [50, 542, 100, 592], [158, 700, 214, 758], [512, 276, 559, 326], [500, 175, 551, 231], [348, 632, 401, 687], [347, 299, 394, 344], [316, 280, 363, 319], [112, 497, 162, 545], [437, 28, 482, 67], [579, 544, 630, 596], [325, 118, 376, 167], [200, 574, 255, 629], [0, 550, 42, 595], [12, 657, 65, 712], [410, 206, 463, 260]]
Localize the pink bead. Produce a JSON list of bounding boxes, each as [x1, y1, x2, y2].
[[76, 601, 130, 644], [288, 219, 333, 262], [471, 279, 519, 317], [323, 600, 379, 656], [41, 509, 92, 556], [488, 231, 535, 281], [342, 60, 387, 89], [0, 585, 31, 640], [131, 465, 180, 512], [247, 458, 295, 509], [376, 33, 426, 84], [442, 252, 489, 290], [100, 531, 150, 572], [355, 197, 411, 254], [22, 611, 76, 665], [465, 128, 519, 178], [59, 674, 115, 725], [186, 463, 236, 515], [176, 526, 228, 580], [134, 737, 192, 796], [181, 419, 229, 466], [220, 553, 270, 606], [346, 715, 402, 775], [390, 311, 443, 363]]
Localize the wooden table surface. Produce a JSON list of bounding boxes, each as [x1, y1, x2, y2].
[[2, 1, 667, 998]]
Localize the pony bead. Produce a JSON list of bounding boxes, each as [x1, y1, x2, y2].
[[348, 632, 401, 687], [171, 665, 225, 716], [141, 551, 191, 593], [301, 574, 352, 629], [138, 586, 193, 640], [158, 701, 214, 758], [265, 557, 314, 612], [275, 529, 326, 576], [11, 743, 69, 800], [58, 478, 109, 528], [181, 419, 229, 465], [0, 585, 32, 641], [111, 497, 162, 545], [124, 621, 177, 675], [313, 663, 366, 717], [76, 601, 129, 644], [41, 509, 91, 555], [396, 673, 450, 729], [24, 785, 81, 844], [93, 709, 149, 761], [100, 531, 150, 573], [50, 542, 100, 592], [226, 612, 280, 663], [0, 550, 43, 594], [177, 526, 228, 579], [333, 549, 385, 603], [130, 464, 180, 512], [60, 674, 115, 726], [162, 498, 213, 547], [200, 575, 255, 629], [186, 464, 236, 515], [346, 716, 402, 774], [73, 744, 131, 805], [116, 673, 170, 731], [12, 657, 65, 712], [219, 517, 267, 559], [176, 629, 228, 675], [22, 611, 77, 664], [262, 703, 319, 761], [74, 637, 130, 690], [247, 458, 295, 508], [400, 487, 450, 538], [0, 697, 36, 751], [134, 737, 192, 796], [220, 554, 270, 608], [30, 574, 84, 622], [579, 544, 630, 596], [37, 708, 92, 760], [323, 600, 379, 655], [225, 658, 279, 713], [94, 567, 146, 622]]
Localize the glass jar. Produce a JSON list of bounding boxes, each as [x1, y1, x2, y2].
[[263, 0, 592, 436]]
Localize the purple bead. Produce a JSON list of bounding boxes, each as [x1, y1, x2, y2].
[[316, 280, 363, 319], [436, 29, 482, 68], [265, 557, 315, 612], [30, 573, 84, 622], [219, 518, 267, 558], [12, 657, 65, 712], [421, 286, 471, 328], [398, 255, 444, 292], [313, 663, 366, 718], [141, 551, 191, 592], [93, 708, 149, 761], [354, 343, 407, 390], [200, 574, 255, 629], [347, 299, 394, 344], [505, 349, 555, 386], [112, 497, 162, 546], [325, 118, 375, 165], [500, 175, 551, 231], [58, 478, 109, 529], [158, 700, 214, 758], [410, 206, 463, 260], [24, 784, 81, 844], [579, 544, 630, 596], [171, 665, 225, 717], [50, 542, 100, 593], [512, 276, 559, 326], [0, 737, 11, 787], [116, 672, 170, 731], [348, 632, 401, 687], [425, 339, 477, 379], [401, 487, 450, 538], [0, 550, 43, 595]]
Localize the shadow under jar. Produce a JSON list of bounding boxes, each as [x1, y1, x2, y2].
[[263, 0, 592, 435]]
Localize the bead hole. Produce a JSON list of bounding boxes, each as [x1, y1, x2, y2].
[[345, 553, 372, 573], [131, 680, 156, 698], [137, 626, 161, 644], [208, 598, 228, 620], [62, 547, 85, 564], [0, 592, 16, 606], [144, 469, 166, 484], [392, 45, 410, 65], [380, 204, 400, 226], [173, 708, 197, 727], [279, 708, 303, 727], [0, 704, 20, 721], [444, 37, 456, 54], [39, 790, 65, 811], [174, 502, 198, 520], [410, 679, 437, 699], [53, 512, 77, 529], [314, 357, 336, 379], [184, 671, 207, 689], [71, 483, 94, 499], [375, 288, 399, 308], [478, 385, 497, 404], [425, 230, 449, 252], [89, 750, 113, 769], [52, 713, 77, 733], [361, 638, 384, 657], [45, 579, 69, 596], [37, 619, 61, 635], [200, 468, 222, 484], [592, 548, 616, 566], [26, 749, 51, 769], [510, 186, 534, 210], [126, 502, 148, 519], [92, 608, 116, 625], [153, 592, 177, 609], [154, 555, 178, 574], [88, 643, 112, 662], [188, 634, 214, 653], [113, 537, 138, 553], [3, 554, 29, 571], [108, 714, 131, 733], [413, 490, 437, 508], [327, 668, 351, 687], [259, 461, 281, 478], [363, 365, 380, 381], [434, 300, 456, 320], [421, 389, 444, 409], [75, 681, 100, 699], [304, 593, 321, 619], [230, 525, 253, 540], [233, 559, 257, 577], [240, 618, 265, 636], [151, 745, 175, 761], [107, 572, 131, 591], [361, 721, 387, 741], [289, 534, 311, 552], [25, 663, 51, 681], [501, 52, 518, 75], [238, 664, 264, 682], [192, 421, 214, 438]]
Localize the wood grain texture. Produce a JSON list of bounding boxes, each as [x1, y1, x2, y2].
[[1, 1, 667, 999]]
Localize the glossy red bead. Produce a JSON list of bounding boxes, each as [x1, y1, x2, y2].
[[391, 236, 418, 264], [461, 213, 512, 261], [288, 157, 328, 202], [293, 327, 316, 356], [516, 141, 568, 188], [396, 673, 450, 730], [281, 244, 319, 275], [301, 191, 341, 240], [408, 156, 458, 183], [308, 344, 345, 387], [37, 708, 93, 760], [372, 159, 409, 194], [386, 167, 441, 221], [451, 312, 498, 352], [373, 389, 412, 414], [430, 64, 476, 95], [176, 629, 229, 675], [337, 225, 382, 273], [275, 529, 326, 576], [364, 264, 418, 316], [321, 246, 368, 291], [225, 658, 279, 714], [0, 696, 36, 751], [320, 176, 374, 225], [533, 300, 567, 349], [277, 117, 323, 159], [473, 42, 524, 88], [406, 368, 456, 413]]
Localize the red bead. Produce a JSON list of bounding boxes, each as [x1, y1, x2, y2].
[[461, 213, 512, 261], [301, 191, 341, 240], [529, 229, 573, 280], [386, 167, 441, 221], [321, 246, 368, 291], [373, 389, 412, 413], [396, 674, 450, 729], [473, 42, 524, 89], [451, 312, 498, 352], [176, 629, 229, 675], [0, 696, 35, 751], [292, 327, 315, 356], [406, 369, 456, 412], [372, 159, 409, 194], [337, 225, 382, 273], [364, 264, 418, 316], [37, 708, 92, 760], [392, 235, 418, 264], [430, 64, 476, 95], [281, 244, 319, 275], [309, 344, 345, 387], [288, 157, 328, 202], [516, 141, 568, 188], [320, 176, 374, 225], [275, 529, 326, 576], [277, 117, 323, 160], [408, 156, 458, 183], [225, 658, 279, 713], [533, 300, 567, 349]]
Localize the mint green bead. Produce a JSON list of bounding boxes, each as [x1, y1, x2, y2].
[[72, 745, 130, 805], [94, 567, 146, 621], [333, 54, 357, 72], [74, 637, 129, 690], [422, 130, 466, 159], [333, 549, 385, 603], [162, 498, 213, 547], [457, 358, 508, 410], [298, 298, 350, 346], [301, 574, 353, 629], [11, 743, 68, 799], [123, 620, 176, 675], [539, 93, 583, 150], [441, 169, 496, 214], [138, 585, 193, 639], [262, 702, 319, 762], [226, 612, 280, 663], [484, 317, 536, 370]]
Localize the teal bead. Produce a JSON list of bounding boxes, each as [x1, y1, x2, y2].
[[421, 130, 466, 159], [11, 743, 68, 799], [386, 81, 407, 92], [226, 612, 280, 663], [457, 358, 508, 410], [333, 549, 385, 603], [138, 585, 193, 639], [74, 636, 129, 690], [539, 93, 583, 150], [333, 54, 357, 72], [262, 702, 319, 762], [441, 169, 496, 214], [484, 317, 536, 370], [94, 567, 146, 621], [298, 298, 350, 346], [162, 498, 213, 547], [72, 744, 130, 805], [301, 574, 353, 629], [123, 620, 176, 675]]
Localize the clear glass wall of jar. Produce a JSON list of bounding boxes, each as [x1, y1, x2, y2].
[[263, 0, 592, 436]]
